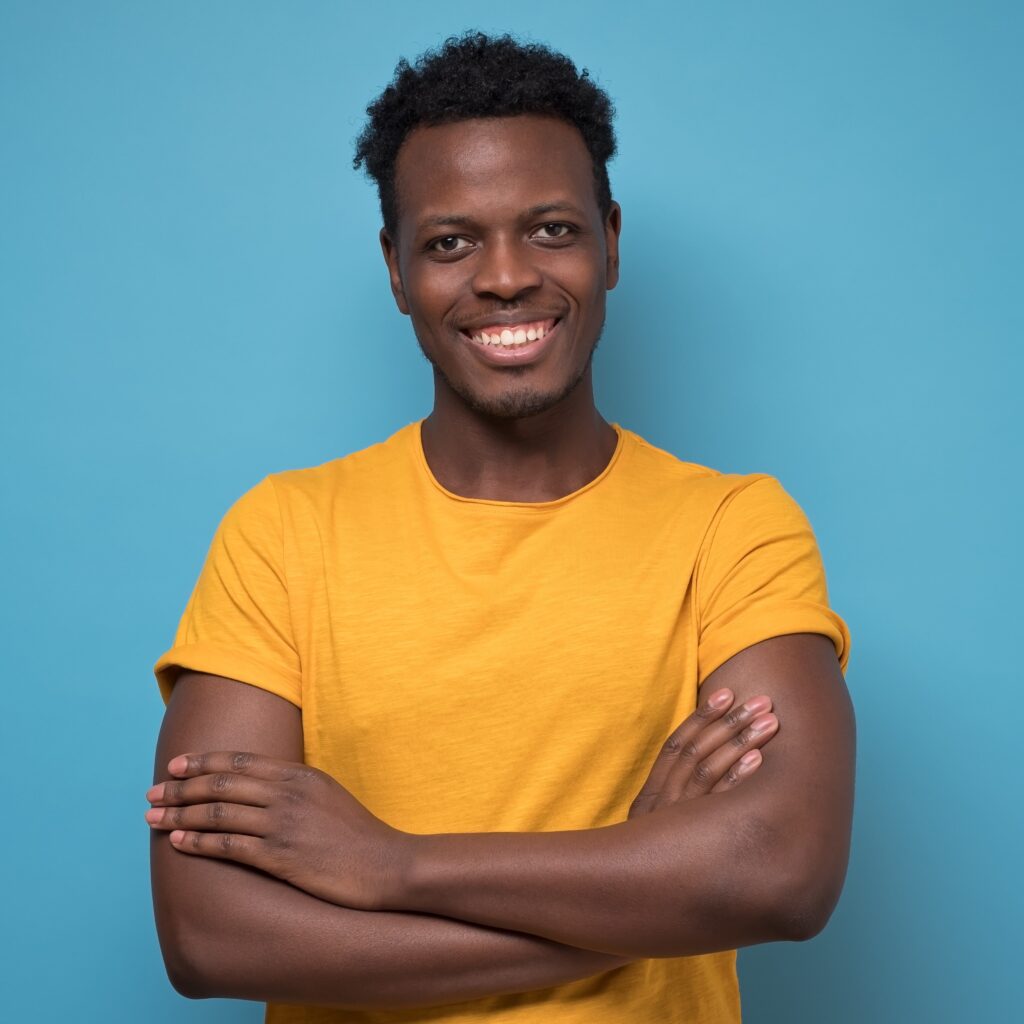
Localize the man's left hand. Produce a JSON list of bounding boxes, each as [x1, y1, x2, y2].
[[145, 752, 410, 911]]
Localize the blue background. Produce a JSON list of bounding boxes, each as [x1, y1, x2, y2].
[[2, 1, 1020, 1020]]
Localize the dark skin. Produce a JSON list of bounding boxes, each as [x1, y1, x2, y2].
[[148, 114, 855, 1001], [150, 674, 773, 1004], [381, 115, 622, 502]]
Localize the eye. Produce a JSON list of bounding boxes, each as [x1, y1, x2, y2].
[[533, 223, 573, 240], [429, 235, 471, 253]]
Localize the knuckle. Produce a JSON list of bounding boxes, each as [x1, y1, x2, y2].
[[211, 773, 232, 793], [692, 760, 714, 786], [231, 752, 256, 772], [219, 833, 234, 853], [724, 709, 744, 728], [207, 802, 227, 822], [267, 833, 291, 853], [189, 831, 202, 850], [678, 739, 699, 761], [170, 806, 186, 827], [284, 766, 320, 787], [282, 786, 305, 805], [723, 767, 740, 787]]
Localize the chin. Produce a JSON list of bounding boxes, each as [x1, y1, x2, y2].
[[460, 386, 570, 420], [446, 356, 595, 420]]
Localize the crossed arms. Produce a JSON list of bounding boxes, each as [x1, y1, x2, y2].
[[149, 632, 855, 1009]]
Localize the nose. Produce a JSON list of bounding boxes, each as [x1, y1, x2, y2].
[[470, 236, 543, 301]]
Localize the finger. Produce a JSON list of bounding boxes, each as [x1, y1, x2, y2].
[[167, 829, 270, 870], [660, 694, 773, 798], [710, 749, 763, 793], [166, 751, 314, 783], [681, 712, 779, 798], [629, 689, 734, 817], [147, 773, 274, 809], [146, 801, 268, 836]]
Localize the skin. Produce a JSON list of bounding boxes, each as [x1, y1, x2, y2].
[[148, 114, 856, 999], [150, 674, 772, 1004], [380, 114, 623, 502]]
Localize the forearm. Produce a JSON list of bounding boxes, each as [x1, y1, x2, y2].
[[397, 792, 811, 960], [395, 638, 856, 961], [153, 838, 633, 1008]]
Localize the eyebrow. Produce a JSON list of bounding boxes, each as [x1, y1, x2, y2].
[[415, 202, 588, 233]]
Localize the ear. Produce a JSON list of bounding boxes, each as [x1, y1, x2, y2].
[[604, 201, 622, 291], [379, 228, 410, 315]]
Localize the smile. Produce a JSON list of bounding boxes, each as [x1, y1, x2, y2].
[[465, 318, 558, 348], [460, 317, 563, 367]]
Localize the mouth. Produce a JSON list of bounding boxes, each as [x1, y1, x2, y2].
[[457, 317, 563, 367], [461, 317, 560, 349]]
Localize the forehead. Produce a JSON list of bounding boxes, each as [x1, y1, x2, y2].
[[393, 115, 598, 231]]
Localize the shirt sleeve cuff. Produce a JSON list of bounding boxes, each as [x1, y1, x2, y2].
[[153, 643, 302, 708], [698, 600, 851, 687]]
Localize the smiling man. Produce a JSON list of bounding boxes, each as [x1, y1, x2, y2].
[[148, 32, 854, 1024]]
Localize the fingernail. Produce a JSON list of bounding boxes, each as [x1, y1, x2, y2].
[[743, 695, 771, 715], [709, 689, 732, 709], [145, 808, 164, 825], [146, 784, 165, 803], [169, 830, 186, 844], [167, 756, 189, 776], [750, 713, 777, 734], [739, 750, 762, 770]]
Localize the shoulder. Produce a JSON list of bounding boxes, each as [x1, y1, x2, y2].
[[619, 426, 789, 516], [257, 421, 419, 510]]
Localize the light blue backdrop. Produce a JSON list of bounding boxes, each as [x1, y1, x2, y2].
[[2, 1, 1020, 1020]]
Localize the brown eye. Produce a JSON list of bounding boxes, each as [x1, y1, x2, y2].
[[431, 235, 469, 253], [535, 223, 571, 239]]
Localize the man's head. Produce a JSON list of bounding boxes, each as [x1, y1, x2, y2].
[[354, 33, 621, 421], [353, 32, 617, 239]]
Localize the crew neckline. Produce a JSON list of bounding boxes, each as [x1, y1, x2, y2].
[[410, 418, 628, 511]]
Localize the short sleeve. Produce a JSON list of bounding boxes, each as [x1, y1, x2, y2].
[[153, 476, 302, 707], [695, 475, 850, 685]]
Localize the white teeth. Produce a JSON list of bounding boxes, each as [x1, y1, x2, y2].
[[470, 321, 555, 347]]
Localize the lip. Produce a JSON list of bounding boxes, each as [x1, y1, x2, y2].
[[460, 318, 563, 367]]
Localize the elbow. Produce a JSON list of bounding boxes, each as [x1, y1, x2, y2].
[[766, 852, 848, 943], [165, 959, 212, 1001], [155, 910, 222, 1000], [771, 886, 836, 942], [161, 942, 215, 1001], [737, 804, 851, 944]]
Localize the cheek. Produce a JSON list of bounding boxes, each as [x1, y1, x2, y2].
[[554, 247, 605, 301], [407, 270, 463, 327]]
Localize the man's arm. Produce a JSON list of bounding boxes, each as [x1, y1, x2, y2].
[[398, 633, 855, 958], [150, 672, 632, 1008]]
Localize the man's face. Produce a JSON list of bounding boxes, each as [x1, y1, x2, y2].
[[381, 114, 621, 419]]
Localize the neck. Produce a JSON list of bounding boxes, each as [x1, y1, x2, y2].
[[420, 370, 618, 502]]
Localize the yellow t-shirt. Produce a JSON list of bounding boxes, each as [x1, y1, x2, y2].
[[154, 420, 850, 1024]]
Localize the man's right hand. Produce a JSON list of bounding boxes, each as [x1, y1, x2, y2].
[[627, 689, 779, 819]]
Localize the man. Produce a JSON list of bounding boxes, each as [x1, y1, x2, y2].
[[147, 32, 854, 1024]]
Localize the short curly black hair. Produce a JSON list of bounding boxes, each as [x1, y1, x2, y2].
[[353, 31, 617, 236]]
